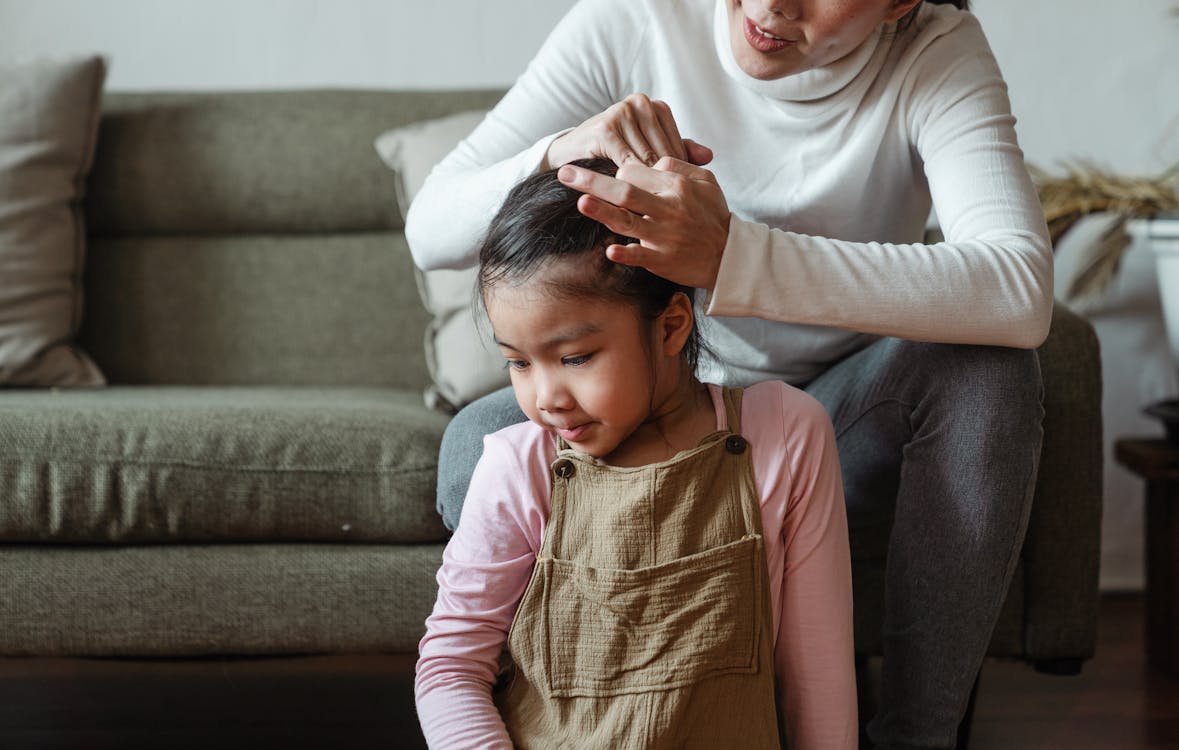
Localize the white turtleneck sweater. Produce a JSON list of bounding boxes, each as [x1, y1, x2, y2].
[[405, 0, 1053, 385]]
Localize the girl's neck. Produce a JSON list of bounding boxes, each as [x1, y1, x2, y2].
[[601, 375, 716, 468]]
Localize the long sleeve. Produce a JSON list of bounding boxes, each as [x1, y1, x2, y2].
[[741, 382, 857, 749], [706, 11, 1051, 350], [414, 428, 553, 749]]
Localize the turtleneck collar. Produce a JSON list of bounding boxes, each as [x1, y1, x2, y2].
[[712, 0, 883, 102]]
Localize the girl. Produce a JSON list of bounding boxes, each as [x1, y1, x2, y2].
[[415, 159, 855, 749], [409, 2, 1049, 746]]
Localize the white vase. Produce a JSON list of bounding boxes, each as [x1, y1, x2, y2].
[[1135, 216, 1179, 363]]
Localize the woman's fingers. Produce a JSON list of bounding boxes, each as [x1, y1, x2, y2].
[[649, 99, 687, 163], [559, 164, 664, 217], [558, 158, 730, 290], [683, 139, 714, 166], [544, 94, 694, 168]]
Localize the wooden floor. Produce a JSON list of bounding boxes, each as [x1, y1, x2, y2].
[[0, 594, 1176, 749], [970, 594, 1179, 750]]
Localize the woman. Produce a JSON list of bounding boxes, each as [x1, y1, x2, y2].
[[406, 1, 1051, 748]]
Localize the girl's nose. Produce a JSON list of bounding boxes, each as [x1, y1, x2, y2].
[[535, 373, 573, 413]]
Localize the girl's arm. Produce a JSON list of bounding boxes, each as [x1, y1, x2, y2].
[[414, 430, 551, 749], [770, 386, 858, 749]]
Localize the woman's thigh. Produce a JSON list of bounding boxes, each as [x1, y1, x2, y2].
[[803, 337, 1043, 528]]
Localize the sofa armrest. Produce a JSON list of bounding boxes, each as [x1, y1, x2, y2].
[[1023, 303, 1103, 661]]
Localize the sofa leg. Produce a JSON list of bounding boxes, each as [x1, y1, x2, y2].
[[955, 670, 981, 750]]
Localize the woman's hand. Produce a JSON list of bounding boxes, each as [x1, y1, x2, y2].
[[543, 93, 713, 170], [557, 157, 730, 291]]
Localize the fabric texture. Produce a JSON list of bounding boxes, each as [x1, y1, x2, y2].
[[404, 0, 1053, 386], [0, 543, 444, 656], [417, 382, 856, 749], [79, 233, 431, 387], [87, 90, 501, 236], [375, 109, 508, 412], [0, 55, 107, 387], [0, 386, 451, 543], [497, 387, 781, 749]]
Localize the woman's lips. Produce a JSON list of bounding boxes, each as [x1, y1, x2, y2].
[[743, 16, 796, 53]]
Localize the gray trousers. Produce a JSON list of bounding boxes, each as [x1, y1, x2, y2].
[[435, 337, 1043, 750]]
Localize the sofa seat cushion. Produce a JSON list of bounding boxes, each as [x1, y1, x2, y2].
[[0, 387, 451, 544]]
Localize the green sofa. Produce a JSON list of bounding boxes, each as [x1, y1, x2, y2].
[[0, 90, 1102, 739]]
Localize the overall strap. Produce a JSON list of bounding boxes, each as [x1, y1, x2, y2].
[[722, 386, 745, 435]]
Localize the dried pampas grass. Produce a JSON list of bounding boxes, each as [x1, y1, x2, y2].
[[1033, 162, 1179, 301]]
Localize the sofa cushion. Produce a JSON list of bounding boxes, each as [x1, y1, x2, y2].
[[375, 110, 510, 413], [0, 387, 451, 544], [0, 55, 107, 387], [86, 90, 505, 236], [0, 543, 445, 656], [79, 233, 432, 388]]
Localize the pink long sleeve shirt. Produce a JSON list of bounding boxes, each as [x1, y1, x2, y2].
[[415, 381, 856, 749]]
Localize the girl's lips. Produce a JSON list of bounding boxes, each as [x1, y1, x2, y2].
[[556, 424, 590, 442], [743, 16, 796, 53]]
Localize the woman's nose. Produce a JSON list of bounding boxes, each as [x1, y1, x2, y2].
[[764, 0, 801, 21]]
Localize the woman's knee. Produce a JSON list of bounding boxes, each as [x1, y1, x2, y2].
[[885, 340, 1043, 419], [436, 387, 525, 531]]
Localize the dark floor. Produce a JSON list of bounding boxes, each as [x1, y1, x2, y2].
[[970, 594, 1179, 750], [1, 594, 1176, 749]]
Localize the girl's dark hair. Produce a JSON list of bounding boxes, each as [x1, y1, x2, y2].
[[478, 157, 701, 371], [898, 0, 970, 32]]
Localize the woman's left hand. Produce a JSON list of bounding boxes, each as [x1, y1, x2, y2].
[[557, 157, 730, 290]]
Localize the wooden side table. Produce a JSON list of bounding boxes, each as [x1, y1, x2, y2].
[[1114, 438, 1179, 677]]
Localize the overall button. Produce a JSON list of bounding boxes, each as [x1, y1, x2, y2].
[[553, 459, 576, 479], [725, 436, 747, 454]]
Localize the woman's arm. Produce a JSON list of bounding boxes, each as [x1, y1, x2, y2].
[[565, 12, 1052, 349], [414, 431, 550, 749], [708, 18, 1052, 348], [770, 386, 857, 749], [405, 0, 653, 271]]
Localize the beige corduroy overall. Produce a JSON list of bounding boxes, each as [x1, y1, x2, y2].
[[496, 388, 781, 749]]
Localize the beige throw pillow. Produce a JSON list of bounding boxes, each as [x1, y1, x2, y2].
[[375, 110, 509, 413], [0, 55, 107, 387]]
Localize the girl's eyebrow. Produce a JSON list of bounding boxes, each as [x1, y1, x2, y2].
[[495, 323, 603, 352]]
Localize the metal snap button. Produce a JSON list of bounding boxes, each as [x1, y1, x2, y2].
[[725, 435, 747, 454], [553, 459, 576, 479]]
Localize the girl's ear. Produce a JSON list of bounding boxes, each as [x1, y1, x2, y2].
[[657, 291, 695, 359], [883, 0, 923, 23]]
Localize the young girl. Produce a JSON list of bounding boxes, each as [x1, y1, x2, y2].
[[415, 159, 855, 749]]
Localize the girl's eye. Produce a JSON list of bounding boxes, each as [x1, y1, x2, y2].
[[505, 359, 529, 371], [562, 354, 593, 367]]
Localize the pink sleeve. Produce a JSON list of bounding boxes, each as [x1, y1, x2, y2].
[[414, 427, 552, 749], [749, 383, 857, 749]]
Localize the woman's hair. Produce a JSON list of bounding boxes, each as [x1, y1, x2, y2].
[[898, 0, 970, 32], [478, 157, 701, 371]]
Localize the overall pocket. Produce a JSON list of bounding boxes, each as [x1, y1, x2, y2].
[[538, 535, 765, 698]]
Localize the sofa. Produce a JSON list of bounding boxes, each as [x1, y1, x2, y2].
[[0, 87, 1103, 744]]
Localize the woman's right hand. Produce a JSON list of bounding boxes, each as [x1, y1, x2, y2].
[[542, 93, 713, 170]]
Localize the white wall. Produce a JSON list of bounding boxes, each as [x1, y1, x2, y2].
[[972, 0, 1179, 177], [2, 0, 1175, 173], [4, 0, 1178, 589], [0, 0, 577, 91]]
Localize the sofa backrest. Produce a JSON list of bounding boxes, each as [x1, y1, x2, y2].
[[79, 89, 503, 388]]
